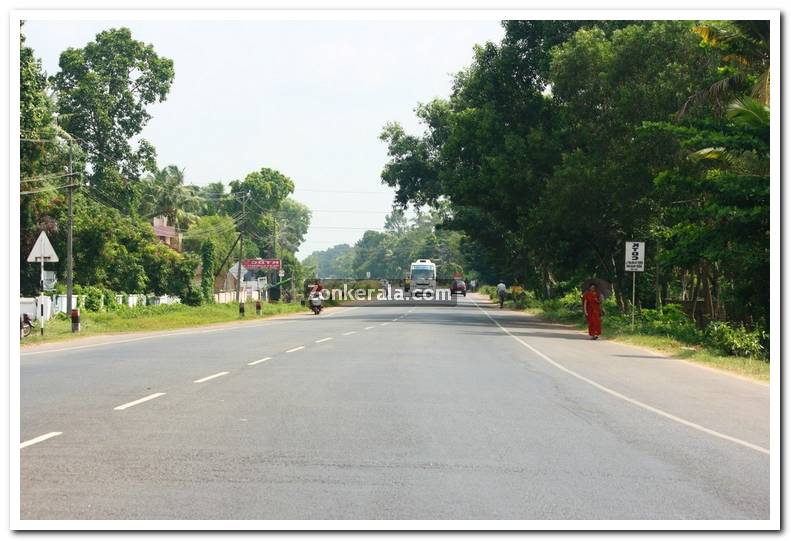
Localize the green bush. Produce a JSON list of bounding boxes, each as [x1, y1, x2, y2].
[[559, 289, 583, 312], [181, 285, 203, 307], [103, 288, 120, 311], [83, 286, 104, 312], [704, 321, 768, 359], [480, 285, 497, 300]]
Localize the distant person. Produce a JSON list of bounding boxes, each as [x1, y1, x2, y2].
[[496, 280, 507, 309], [582, 284, 602, 340]]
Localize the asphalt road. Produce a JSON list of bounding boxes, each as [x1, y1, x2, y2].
[[19, 294, 770, 520]]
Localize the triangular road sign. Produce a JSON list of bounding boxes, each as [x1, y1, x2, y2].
[[27, 231, 59, 263]]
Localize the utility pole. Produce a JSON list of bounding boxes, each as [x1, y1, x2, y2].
[[274, 219, 280, 301], [236, 191, 250, 312], [66, 141, 75, 325]]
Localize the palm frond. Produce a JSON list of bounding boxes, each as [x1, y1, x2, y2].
[[732, 20, 769, 45], [751, 70, 770, 106], [721, 53, 750, 66], [726, 96, 769, 128], [689, 147, 728, 162], [676, 73, 746, 120]]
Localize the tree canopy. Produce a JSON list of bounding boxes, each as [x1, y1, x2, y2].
[[378, 19, 769, 330]]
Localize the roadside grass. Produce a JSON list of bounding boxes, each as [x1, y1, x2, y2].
[[20, 301, 307, 347], [522, 304, 770, 382], [484, 293, 770, 382]]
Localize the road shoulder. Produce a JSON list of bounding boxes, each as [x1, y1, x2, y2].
[[19, 304, 353, 356], [468, 293, 768, 385]]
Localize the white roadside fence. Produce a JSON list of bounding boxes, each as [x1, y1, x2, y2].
[[21, 289, 266, 322]]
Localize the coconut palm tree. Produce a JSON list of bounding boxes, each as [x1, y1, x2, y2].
[[677, 20, 769, 119], [140, 165, 200, 230], [690, 96, 769, 175]]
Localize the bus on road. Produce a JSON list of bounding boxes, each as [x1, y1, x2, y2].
[[409, 259, 437, 297]]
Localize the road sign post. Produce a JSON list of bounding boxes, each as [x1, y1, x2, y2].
[[625, 241, 645, 330], [27, 231, 59, 336], [278, 269, 285, 299]]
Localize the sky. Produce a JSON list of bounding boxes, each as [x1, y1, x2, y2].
[[22, 19, 505, 258]]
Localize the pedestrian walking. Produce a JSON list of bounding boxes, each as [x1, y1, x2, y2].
[[582, 283, 602, 339]]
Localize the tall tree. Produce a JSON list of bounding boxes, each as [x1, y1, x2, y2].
[[52, 27, 174, 209]]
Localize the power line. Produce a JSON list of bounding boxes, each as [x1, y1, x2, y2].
[[20, 137, 63, 144], [296, 188, 390, 194], [308, 226, 386, 230], [20, 183, 78, 195], [179, 214, 245, 239], [292, 209, 393, 215], [20, 172, 74, 183]]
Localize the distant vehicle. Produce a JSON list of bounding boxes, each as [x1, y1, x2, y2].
[[409, 259, 437, 297], [450, 279, 467, 296], [308, 291, 323, 315]]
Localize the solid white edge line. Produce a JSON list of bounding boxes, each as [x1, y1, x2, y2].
[[472, 299, 769, 455], [342, 331, 357, 336], [248, 357, 272, 366], [315, 337, 333, 343], [20, 432, 62, 449], [286, 346, 305, 353], [193, 371, 230, 383], [113, 392, 167, 411]]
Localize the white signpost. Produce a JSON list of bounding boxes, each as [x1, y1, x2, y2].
[[625, 241, 645, 328], [27, 231, 59, 335]]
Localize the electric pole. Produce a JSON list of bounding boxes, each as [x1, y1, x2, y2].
[[66, 141, 74, 325], [274, 219, 280, 301], [236, 191, 249, 312]]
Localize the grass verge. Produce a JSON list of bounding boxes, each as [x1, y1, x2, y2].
[[20, 301, 307, 347], [505, 300, 769, 382]]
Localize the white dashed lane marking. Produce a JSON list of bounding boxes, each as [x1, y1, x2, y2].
[[114, 392, 166, 411], [20, 432, 62, 449], [194, 371, 229, 383], [286, 346, 305, 353], [315, 337, 334, 343], [343, 331, 357, 336], [248, 357, 271, 366]]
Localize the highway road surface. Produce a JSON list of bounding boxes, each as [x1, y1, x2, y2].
[[19, 294, 769, 520]]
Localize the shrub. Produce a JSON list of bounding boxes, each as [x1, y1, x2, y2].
[[102, 288, 120, 311], [704, 321, 768, 359], [480, 285, 497, 300], [511, 289, 537, 309], [559, 289, 583, 312], [181, 285, 204, 307], [83, 286, 104, 312]]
